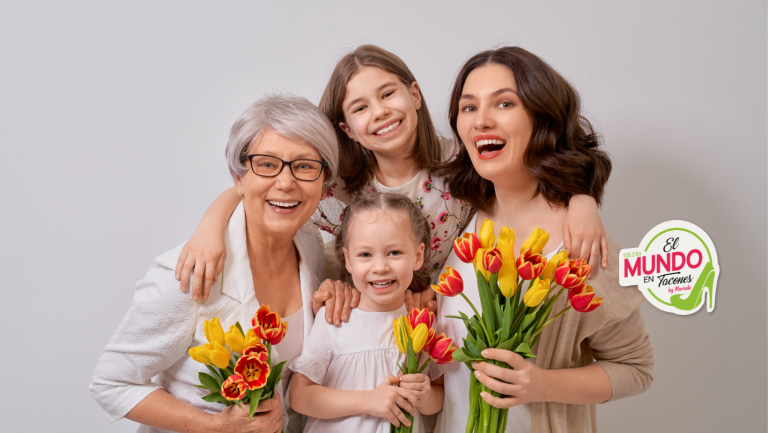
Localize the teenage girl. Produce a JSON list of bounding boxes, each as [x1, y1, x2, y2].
[[288, 192, 444, 433], [174, 45, 608, 321]]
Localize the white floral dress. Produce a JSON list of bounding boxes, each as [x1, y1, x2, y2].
[[312, 138, 470, 284]]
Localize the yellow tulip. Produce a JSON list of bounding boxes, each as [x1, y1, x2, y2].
[[393, 317, 414, 354], [496, 227, 515, 262], [243, 329, 260, 352], [411, 323, 429, 353], [224, 325, 244, 354], [204, 317, 225, 346], [189, 341, 231, 369], [524, 278, 551, 307], [521, 227, 550, 255], [542, 251, 569, 281], [473, 247, 491, 281], [496, 227, 518, 297], [479, 219, 495, 249]]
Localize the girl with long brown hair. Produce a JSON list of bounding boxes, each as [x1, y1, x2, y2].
[[173, 45, 608, 322]]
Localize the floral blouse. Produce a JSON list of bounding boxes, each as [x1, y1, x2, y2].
[[311, 138, 470, 284]]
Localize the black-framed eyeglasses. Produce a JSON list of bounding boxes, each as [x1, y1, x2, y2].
[[246, 154, 328, 182]]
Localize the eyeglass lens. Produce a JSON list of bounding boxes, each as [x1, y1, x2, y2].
[[250, 155, 323, 181]]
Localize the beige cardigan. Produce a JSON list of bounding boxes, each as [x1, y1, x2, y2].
[[531, 236, 654, 432]]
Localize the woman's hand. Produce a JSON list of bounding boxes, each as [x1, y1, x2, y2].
[[563, 195, 609, 269], [364, 375, 416, 428], [175, 228, 227, 301], [472, 349, 549, 408], [311, 279, 360, 327], [397, 373, 432, 409], [214, 393, 283, 433], [404, 288, 437, 314]]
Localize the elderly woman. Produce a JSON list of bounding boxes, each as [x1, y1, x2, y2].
[[91, 94, 338, 433]]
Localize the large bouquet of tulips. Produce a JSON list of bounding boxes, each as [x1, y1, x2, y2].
[[391, 308, 456, 433], [189, 305, 289, 421], [432, 219, 601, 433]]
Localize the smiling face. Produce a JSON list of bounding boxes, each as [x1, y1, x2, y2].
[[456, 64, 536, 188], [234, 129, 325, 241], [339, 66, 422, 160], [343, 209, 425, 312]]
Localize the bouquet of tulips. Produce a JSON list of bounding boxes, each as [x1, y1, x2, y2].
[[188, 305, 288, 422], [391, 308, 456, 433], [432, 219, 601, 433]]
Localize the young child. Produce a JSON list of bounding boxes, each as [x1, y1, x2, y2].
[[288, 192, 444, 433], [174, 45, 608, 312]]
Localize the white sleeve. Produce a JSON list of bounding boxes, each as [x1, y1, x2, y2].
[[289, 307, 334, 385], [89, 248, 199, 421]]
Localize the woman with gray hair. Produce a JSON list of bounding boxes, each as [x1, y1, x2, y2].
[[91, 94, 338, 433]]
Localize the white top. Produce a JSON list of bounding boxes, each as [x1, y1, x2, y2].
[[90, 203, 325, 433], [434, 213, 563, 433], [312, 137, 471, 283], [276, 305, 305, 394], [290, 305, 438, 433]]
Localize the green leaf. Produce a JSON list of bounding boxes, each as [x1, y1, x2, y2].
[[266, 361, 287, 392], [406, 336, 416, 370], [470, 316, 487, 345], [501, 294, 513, 342], [476, 271, 496, 339], [463, 338, 480, 357], [195, 384, 209, 389], [522, 313, 536, 330], [491, 328, 503, 347], [205, 365, 223, 382], [235, 322, 246, 337], [248, 388, 265, 420], [493, 295, 503, 329], [202, 391, 225, 403], [444, 315, 471, 324], [514, 342, 536, 358], [199, 372, 221, 392], [452, 350, 484, 363]]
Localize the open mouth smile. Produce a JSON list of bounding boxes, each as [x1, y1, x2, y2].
[[475, 138, 507, 155], [372, 120, 402, 137], [369, 280, 396, 291], [267, 200, 300, 209]]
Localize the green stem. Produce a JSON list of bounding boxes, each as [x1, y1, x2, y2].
[[529, 306, 572, 343], [460, 292, 493, 346]]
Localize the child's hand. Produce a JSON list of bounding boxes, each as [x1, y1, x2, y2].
[[175, 227, 227, 301], [397, 373, 432, 409], [365, 375, 415, 428], [563, 195, 609, 269]]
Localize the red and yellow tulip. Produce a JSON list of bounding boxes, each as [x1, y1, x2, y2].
[[220, 375, 248, 401], [517, 249, 547, 280], [542, 251, 569, 281], [428, 333, 456, 364], [252, 305, 288, 345], [234, 352, 270, 390], [554, 259, 592, 289], [473, 247, 491, 281], [453, 232, 481, 263], [568, 283, 603, 313], [432, 266, 464, 297], [482, 248, 503, 274], [243, 342, 269, 362], [408, 307, 435, 329]]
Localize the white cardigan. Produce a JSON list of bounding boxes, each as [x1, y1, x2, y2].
[[90, 203, 324, 433]]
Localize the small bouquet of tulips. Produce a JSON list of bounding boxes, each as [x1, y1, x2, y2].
[[188, 305, 289, 422], [432, 219, 601, 433], [391, 308, 456, 433]]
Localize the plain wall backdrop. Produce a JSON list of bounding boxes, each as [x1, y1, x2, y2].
[[1, 1, 765, 431]]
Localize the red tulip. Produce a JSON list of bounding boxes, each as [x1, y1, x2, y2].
[[428, 333, 456, 364], [482, 248, 503, 274], [516, 249, 546, 280], [554, 259, 592, 289], [252, 305, 288, 345], [453, 232, 481, 263], [422, 327, 439, 353], [220, 374, 248, 401], [568, 283, 603, 313], [242, 342, 269, 362], [431, 266, 464, 297], [408, 307, 435, 329], [234, 352, 271, 390]]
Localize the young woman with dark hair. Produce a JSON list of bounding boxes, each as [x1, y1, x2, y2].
[[435, 47, 653, 433]]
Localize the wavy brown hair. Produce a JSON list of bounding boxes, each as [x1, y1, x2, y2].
[[334, 192, 432, 292], [319, 45, 442, 198], [437, 47, 612, 212]]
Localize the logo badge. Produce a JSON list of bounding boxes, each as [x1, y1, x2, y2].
[[619, 220, 718, 315]]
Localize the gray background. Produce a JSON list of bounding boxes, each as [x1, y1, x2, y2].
[[1, 1, 765, 431]]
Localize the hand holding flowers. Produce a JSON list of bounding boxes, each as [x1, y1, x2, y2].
[[188, 304, 289, 423]]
